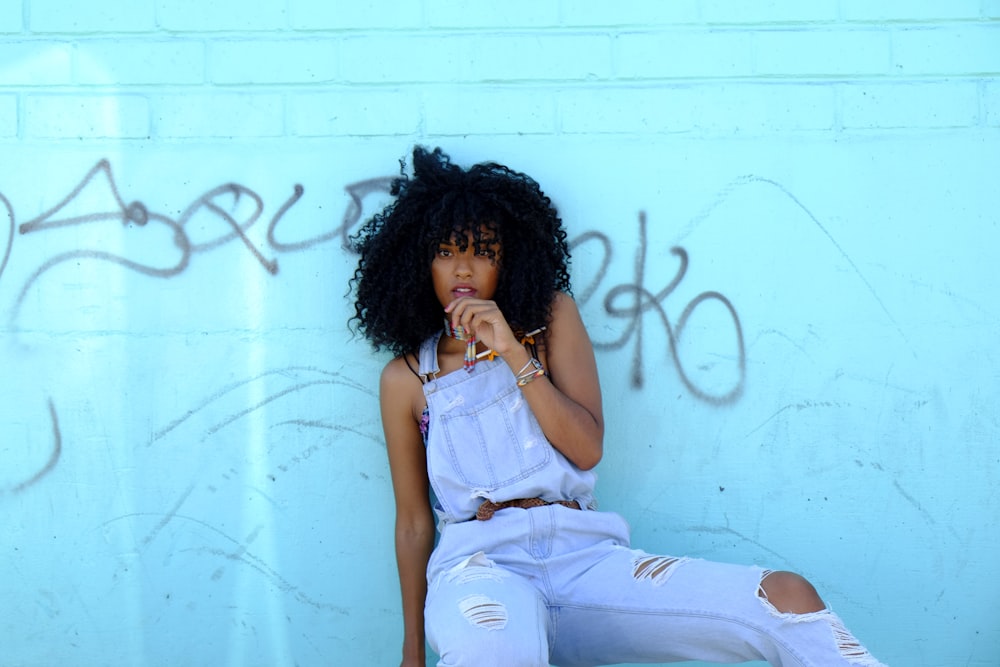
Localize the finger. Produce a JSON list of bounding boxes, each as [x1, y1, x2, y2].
[[461, 304, 501, 331], [444, 298, 475, 331], [448, 299, 495, 328], [443, 296, 471, 314], [445, 295, 488, 317], [457, 307, 489, 334]]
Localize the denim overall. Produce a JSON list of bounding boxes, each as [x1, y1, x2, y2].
[[416, 334, 884, 667]]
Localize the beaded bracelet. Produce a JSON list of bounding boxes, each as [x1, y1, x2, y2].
[[516, 357, 546, 387]]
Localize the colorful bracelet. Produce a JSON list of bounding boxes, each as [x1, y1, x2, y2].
[[516, 357, 546, 387]]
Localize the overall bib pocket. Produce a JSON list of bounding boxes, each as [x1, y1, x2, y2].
[[438, 384, 551, 490]]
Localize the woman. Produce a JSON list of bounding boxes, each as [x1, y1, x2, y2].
[[351, 146, 885, 667]]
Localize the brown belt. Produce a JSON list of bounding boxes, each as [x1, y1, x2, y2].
[[476, 497, 581, 521]]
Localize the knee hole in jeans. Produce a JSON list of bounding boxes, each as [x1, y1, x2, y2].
[[458, 594, 508, 630], [757, 570, 825, 614], [757, 571, 884, 666]]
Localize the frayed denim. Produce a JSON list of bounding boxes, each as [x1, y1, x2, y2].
[[426, 507, 884, 667]]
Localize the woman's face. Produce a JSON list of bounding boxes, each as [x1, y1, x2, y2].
[[431, 229, 502, 309]]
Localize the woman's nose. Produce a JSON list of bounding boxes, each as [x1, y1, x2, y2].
[[454, 254, 472, 276]]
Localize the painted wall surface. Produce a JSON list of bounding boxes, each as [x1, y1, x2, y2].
[[1, 3, 998, 666]]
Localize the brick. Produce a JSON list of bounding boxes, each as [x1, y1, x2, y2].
[[840, 0, 983, 21], [0, 95, 16, 137], [0, 42, 73, 85], [840, 82, 978, 129], [288, 0, 422, 30], [424, 87, 555, 135], [151, 93, 283, 138], [559, 83, 834, 135], [0, 2, 21, 32], [984, 82, 1000, 127], [559, 86, 699, 133], [340, 34, 476, 83], [474, 34, 612, 81], [700, 0, 838, 24], [209, 40, 337, 84], [754, 29, 890, 77], [692, 83, 835, 132], [29, 0, 155, 32], [559, 0, 700, 26], [155, 0, 287, 32], [615, 31, 754, 79], [288, 90, 420, 136], [427, 1, 558, 27], [893, 26, 1000, 75], [24, 94, 149, 138], [75, 40, 204, 85]]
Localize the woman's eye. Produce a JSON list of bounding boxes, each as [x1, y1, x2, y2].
[[476, 246, 498, 258], [437, 248, 452, 257]]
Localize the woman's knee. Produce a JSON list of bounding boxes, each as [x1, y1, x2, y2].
[[758, 570, 825, 614], [426, 572, 550, 666]]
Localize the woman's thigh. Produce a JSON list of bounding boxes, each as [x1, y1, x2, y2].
[[425, 553, 551, 667]]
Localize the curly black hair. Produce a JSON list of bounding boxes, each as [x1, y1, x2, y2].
[[350, 146, 572, 357]]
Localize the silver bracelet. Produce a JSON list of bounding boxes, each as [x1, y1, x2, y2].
[[516, 357, 546, 387]]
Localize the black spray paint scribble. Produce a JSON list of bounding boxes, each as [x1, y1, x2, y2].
[[0, 162, 385, 495], [0, 398, 61, 495], [0, 163, 745, 495], [132, 365, 383, 605], [0, 160, 295, 494], [3, 159, 306, 326], [101, 511, 351, 614], [267, 177, 395, 253], [682, 175, 908, 349], [0, 193, 13, 285], [1, 161, 399, 328], [148, 365, 377, 446], [573, 211, 744, 402]]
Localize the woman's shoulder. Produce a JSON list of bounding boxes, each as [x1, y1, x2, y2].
[[381, 349, 427, 396], [381, 353, 421, 388], [550, 290, 577, 313], [543, 291, 595, 367], [547, 291, 586, 332]]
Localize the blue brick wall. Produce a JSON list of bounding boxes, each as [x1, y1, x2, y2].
[[2, 5, 997, 140], [1, 2, 998, 666]]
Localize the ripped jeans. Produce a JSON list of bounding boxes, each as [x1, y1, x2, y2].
[[425, 505, 884, 667]]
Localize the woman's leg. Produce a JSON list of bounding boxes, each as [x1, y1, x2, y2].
[[425, 552, 551, 667], [547, 547, 885, 667]]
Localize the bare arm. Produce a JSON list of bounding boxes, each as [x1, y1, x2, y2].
[[446, 292, 604, 469], [380, 358, 436, 667]]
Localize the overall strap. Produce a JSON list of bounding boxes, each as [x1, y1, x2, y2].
[[417, 332, 442, 379]]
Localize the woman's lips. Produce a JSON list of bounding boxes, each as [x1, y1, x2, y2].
[[452, 286, 476, 298]]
